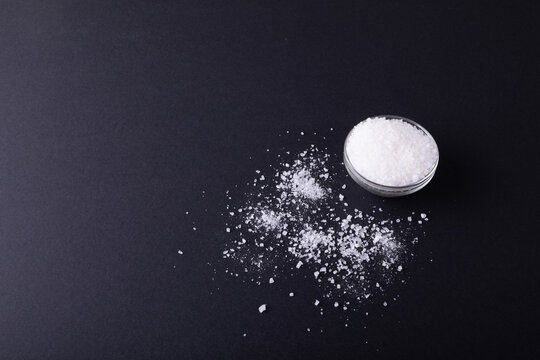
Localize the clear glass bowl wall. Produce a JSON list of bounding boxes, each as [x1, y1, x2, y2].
[[343, 115, 439, 197]]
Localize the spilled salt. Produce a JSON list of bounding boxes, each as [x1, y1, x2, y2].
[[220, 144, 428, 313]]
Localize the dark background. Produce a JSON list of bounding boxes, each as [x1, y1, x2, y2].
[[0, 1, 538, 359]]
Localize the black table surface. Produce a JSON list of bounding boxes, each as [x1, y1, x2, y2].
[[1, 1, 539, 359]]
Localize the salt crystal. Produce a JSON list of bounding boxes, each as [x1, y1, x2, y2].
[[289, 292, 294, 297], [221, 145, 426, 313], [177, 250, 183, 255], [334, 302, 339, 307], [383, 301, 387, 307], [345, 117, 438, 186], [258, 304, 267, 313], [277, 168, 326, 200], [226, 227, 231, 233], [421, 213, 427, 219]]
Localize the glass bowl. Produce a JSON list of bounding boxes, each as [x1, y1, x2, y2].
[[343, 115, 439, 197]]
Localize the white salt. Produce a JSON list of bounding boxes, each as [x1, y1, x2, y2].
[[258, 304, 267, 313], [221, 145, 426, 313], [257, 211, 283, 231], [277, 168, 326, 200], [346, 117, 438, 186], [289, 292, 294, 297], [269, 277, 274, 284]]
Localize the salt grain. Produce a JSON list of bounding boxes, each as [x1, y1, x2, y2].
[[221, 145, 426, 312], [258, 304, 267, 313]]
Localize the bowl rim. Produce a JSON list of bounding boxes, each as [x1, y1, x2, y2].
[[343, 115, 439, 191]]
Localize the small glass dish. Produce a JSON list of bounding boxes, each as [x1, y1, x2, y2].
[[343, 115, 439, 197]]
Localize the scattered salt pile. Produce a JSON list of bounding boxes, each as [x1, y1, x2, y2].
[[345, 117, 438, 186], [221, 145, 426, 310]]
